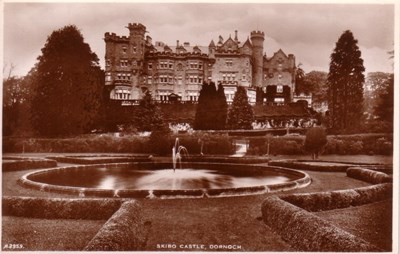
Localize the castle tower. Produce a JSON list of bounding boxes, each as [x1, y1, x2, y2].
[[127, 23, 146, 97], [250, 31, 265, 87]]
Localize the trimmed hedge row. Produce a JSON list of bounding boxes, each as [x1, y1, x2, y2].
[[246, 133, 393, 155], [279, 183, 392, 212], [261, 196, 381, 252], [84, 201, 146, 251], [2, 158, 57, 172], [2, 196, 124, 220], [269, 160, 351, 172], [347, 167, 393, 184], [3, 134, 234, 155], [46, 155, 151, 164]]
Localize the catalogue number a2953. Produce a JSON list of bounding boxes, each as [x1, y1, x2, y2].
[[3, 244, 24, 250]]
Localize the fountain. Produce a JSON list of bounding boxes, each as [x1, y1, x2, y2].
[[19, 139, 311, 198], [172, 138, 189, 172]]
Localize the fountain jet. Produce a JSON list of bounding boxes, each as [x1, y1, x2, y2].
[[172, 138, 189, 172]]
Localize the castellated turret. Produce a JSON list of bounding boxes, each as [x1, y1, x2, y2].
[[250, 31, 265, 87]]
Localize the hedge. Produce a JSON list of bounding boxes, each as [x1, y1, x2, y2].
[[346, 167, 393, 184], [268, 160, 351, 172], [2, 157, 57, 172], [3, 134, 234, 155], [279, 183, 392, 212], [2, 196, 124, 220], [46, 155, 151, 164], [84, 201, 146, 251], [261, 196, 381, 252], [246, 133, 393, 155]]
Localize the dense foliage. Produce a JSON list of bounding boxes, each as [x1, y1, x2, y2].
[[132, 91, 166, 132], [194, 82, 227, 130], [374, 74, 394, 123], [227, 86, 254, 130], [304, 127, 328, 159], [30, 25, 104, 137], [327, 30, 365, 132]]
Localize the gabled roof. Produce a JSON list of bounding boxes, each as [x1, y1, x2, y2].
[[242, 38, 252, 48], [209, 40, 216, 47]]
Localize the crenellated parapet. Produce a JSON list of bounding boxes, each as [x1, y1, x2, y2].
[[104, 32, 129, 42], [250, 31, 265, 40]]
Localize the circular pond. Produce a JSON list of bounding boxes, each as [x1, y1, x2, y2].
[[19, 162, 311, 198]]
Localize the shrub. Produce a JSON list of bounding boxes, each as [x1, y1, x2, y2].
[[261, 196, 380, 252], [84, 201, 146, 251], [347, 167, 392, 184], [148, 129, 173, 155], [304, 127, 327, 159]]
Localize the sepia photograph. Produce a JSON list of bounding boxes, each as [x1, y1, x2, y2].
[[1, 1, 398, 253]]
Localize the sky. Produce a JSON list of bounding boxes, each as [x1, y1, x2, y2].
[[2, 2, 396, 77]]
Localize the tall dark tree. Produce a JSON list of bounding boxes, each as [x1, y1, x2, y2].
[[215, 83, 228, 130], [133, 91, 166, 132], [227, 86, 254, 130], [327, 30, 365, 131], [31, 25, 104, 136], [194, 82, 218, 130]]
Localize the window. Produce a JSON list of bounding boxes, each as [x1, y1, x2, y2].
[[278, 74, 282, 80], [120, 60, 129, 67], [277, 85, 283, 93], [147, 76, 152, 84], [242, 75, 246, 81], [148, 63, 153, 70], [274, 98, 284, 103], [160, 75, 168, 83], [105, 73, 112, 82], [225, 59, 233, 67], [159, 61, 168, 69], [122, 46, 127, 54], [106, 59, 111, 67], [189, 61, 198, 69], [169, 61, 174, 69], [199, 62, 203, 70], [177, 75, 183, 85]]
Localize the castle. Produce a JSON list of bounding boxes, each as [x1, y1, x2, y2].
[[104, 23, 308, 106]]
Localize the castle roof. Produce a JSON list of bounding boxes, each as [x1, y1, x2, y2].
[[154, 45, 209, 54]]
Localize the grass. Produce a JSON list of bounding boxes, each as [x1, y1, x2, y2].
[[316, 199, 392, 251], [2, 216, 106, 251]]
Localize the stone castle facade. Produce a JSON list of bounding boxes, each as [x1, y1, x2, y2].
[[104, 23, 300, 106]]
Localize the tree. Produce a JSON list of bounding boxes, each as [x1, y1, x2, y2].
[[215, 83, 228, 130], [303, 71, 328, 105], [374, 74, 394, 123], [3, 63, 35, 136], [30, 25, 104, 137], [304, 126, 327, 160], [227, 86, 254, 130], [295, 63, 308, 94], [133, 91, 166, 132], [327, 30, 365, 132], [364, 72, 392, 119], [194, 82, 220, 130]]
